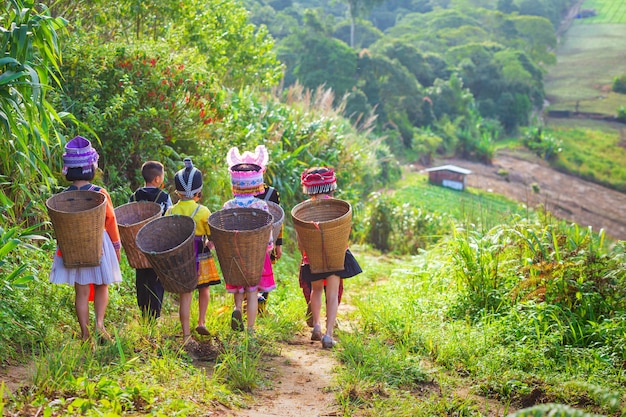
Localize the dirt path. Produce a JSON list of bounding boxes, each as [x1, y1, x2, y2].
[[441, 150, 626, 240], [228, 333, 339, 417]]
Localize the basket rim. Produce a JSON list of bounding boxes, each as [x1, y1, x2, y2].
[[291, 198, 352, 225], [266, 200, 284, 223], [135, 215, 196, 255], [115, 201, 163, 227], [46, 190, 106, 214], [208, 207, 273, 234]]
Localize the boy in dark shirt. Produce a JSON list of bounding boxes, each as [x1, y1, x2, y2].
[[129, 161, 173, 319]]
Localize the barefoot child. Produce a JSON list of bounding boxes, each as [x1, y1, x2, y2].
[[49, 136, 123, 342]]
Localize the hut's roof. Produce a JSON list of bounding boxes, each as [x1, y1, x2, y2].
[[424, 165, 472, 175]]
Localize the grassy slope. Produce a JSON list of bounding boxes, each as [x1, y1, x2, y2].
[[544, 0, 626, 113], [335, 173, 625, 417], [544, 120, 626, 192]]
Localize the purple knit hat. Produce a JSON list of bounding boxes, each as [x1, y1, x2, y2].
[[62, 136, 99, 175]]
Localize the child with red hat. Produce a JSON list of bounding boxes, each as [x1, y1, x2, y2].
[[299, 166, 362, 348]]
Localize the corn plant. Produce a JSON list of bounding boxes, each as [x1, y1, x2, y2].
[[0, 1, 76, 223]]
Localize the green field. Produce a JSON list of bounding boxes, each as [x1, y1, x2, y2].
[[546, 122, 626, 192], [544, 0, 626, 114], [578, 0, 626, 23], [395, 172, 529, 229], [545, 24, 626, 110]]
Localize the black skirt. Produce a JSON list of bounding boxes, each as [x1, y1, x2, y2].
[[300, 249, 362, 283]]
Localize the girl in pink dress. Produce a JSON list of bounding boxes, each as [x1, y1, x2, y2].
[[223, 146, 276, 332]]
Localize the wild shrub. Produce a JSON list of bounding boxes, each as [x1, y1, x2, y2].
[[448, 217, 626, 351], [0, 223, 53, 360], [612, 74, 626, 94], [364, 193, 450, 254], [523, 126, 563, 161]]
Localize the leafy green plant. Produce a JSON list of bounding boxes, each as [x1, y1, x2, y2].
[[0, 1, 76, 222], [0, 222, 49, 360], [523, 126, 563, 161], [214, 334, 264, 392], [612, 74, 626, 94]]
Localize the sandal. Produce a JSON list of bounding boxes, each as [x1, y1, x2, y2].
[[311, 326, 322, 341], [321, 335, 337, 349], [195, 325, 210, 335]]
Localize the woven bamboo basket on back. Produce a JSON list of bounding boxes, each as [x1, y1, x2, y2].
[[115, 202, 162, 269], [266, 201, 284, 245], [46, 190, 106, 268], [208, 208, 272, 288], [291, 198, 352, 273], [135, 215, 197, 293]]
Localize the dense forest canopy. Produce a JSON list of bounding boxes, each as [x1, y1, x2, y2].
[[251, 0, 573, 162]]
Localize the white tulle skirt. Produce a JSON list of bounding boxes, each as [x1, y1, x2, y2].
[[49, 231, 123, 286]]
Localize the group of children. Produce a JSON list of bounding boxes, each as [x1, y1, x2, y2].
[[49, 136, 361, 349]]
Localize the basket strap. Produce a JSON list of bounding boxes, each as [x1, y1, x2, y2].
[[153, 189, 164, 203], [313, 222, 328, 270], [190, 204, 201, 219], [231, 231, 253, 286]]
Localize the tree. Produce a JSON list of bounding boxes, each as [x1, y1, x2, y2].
[[339, 0, 386, 47]]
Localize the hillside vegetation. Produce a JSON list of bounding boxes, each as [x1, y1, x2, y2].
[[1, 0, 626, 416]]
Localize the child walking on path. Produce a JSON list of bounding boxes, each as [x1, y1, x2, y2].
[[252, 146, 283, 313], [49, 136, 123, 342], [223, 146, 276, 332], [129, 161, 172, 319], [166, 158, 221, 340], [298, 167, 362, 348]]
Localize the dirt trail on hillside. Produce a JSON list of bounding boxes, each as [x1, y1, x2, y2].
[[439, 150, 626, 241], [226, 333, 339, 417]]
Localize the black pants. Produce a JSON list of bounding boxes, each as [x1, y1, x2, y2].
[[136, 268, 164, 319]]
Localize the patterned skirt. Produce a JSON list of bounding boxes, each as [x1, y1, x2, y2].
[[196, 236, 221, 288]]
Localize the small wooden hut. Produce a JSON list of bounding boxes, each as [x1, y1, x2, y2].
[[424, 165, 472, 191]]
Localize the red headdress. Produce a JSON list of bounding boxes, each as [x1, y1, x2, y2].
[[301, 167, 337, 195]]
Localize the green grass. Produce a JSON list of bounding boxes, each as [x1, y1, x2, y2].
[[578, 0, 626, 24], [545, 124, 626, 192], [394, 171, 530, 231], [544, 24, 626, 111], [338, 225, 626, 416]]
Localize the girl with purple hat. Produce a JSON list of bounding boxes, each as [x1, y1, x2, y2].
[[49, 136, 123, 343]]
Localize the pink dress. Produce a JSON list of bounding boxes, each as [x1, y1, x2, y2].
[[222, 196, 276, 293]]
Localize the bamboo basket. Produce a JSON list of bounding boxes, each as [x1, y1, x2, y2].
[[266, 201, 284, 245], [135, 215, 197, 293], [46, 190, 106, 268], [115, 202, 162, 269], [208, 208, 272, 287], [291, 199, 352, 273]]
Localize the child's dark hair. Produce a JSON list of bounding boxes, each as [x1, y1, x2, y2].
[[304, 167, 332, 176], [231, 163, 262, 172], [141, 161, 164, 183], [65, 166, 96, 182]]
